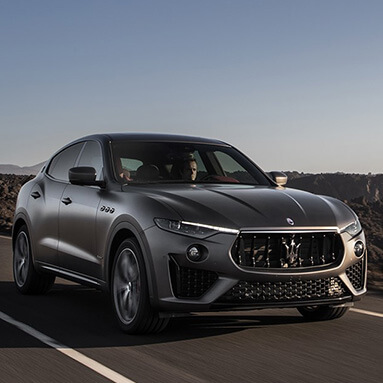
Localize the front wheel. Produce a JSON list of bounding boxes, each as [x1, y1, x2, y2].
[[111, 238, 169, 334], [13, 225, 55, 294], [297, 305, 349, 321]]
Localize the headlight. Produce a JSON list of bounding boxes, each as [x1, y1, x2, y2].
[[154, 218, 239, 239], [342, 219, 362, 237]]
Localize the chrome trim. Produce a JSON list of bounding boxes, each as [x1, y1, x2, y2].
[[41, 265, 100, 286], [240, 226, 340, 234], [181, 221, 240, 235], [229, 228, 345, 275]]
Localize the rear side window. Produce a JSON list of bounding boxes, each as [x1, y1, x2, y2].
[[77, 141, 104, 180], [47, 143, 83, 181]]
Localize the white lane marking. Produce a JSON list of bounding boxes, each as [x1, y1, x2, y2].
[[0, 311, 135, 383], [350, 308, 383, 318], [0, 235, 11, 240]]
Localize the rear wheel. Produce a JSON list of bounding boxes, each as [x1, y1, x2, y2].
[[297, 305, 349, 321], [13, 225, 55, 294], [111, 238, 169, 334]]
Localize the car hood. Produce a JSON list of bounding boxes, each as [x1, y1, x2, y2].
[[131, 184, 356, 231]]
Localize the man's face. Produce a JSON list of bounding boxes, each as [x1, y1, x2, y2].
[[182, 160, 197, 181]]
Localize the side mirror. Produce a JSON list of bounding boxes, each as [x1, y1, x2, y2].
[[69, 167, 106, 188], [269, 171, 288, 186]]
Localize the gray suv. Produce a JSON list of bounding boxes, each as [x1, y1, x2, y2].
[[13, 134, 367, 333]]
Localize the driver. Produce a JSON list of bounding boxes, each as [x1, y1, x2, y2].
[[181, 159, 197, 181]]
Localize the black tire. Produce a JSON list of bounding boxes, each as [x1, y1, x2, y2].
[[13, 225, 55, 294], [111, 238, 169, 334], [297, 305, 349, 321]]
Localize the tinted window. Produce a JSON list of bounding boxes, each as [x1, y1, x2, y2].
[[47, 143, 83, 181], [214, 151, 256, 184], [121, 158, 143, 172], [111, 141, 271, 185], [77, 141, 104, 180]]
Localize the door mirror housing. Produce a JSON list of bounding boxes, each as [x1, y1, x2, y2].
[[269, 171, 288, 186], [69, 167, 106, 188]]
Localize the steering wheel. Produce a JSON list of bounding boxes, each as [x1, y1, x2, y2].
[[199, 174, 219, 181]]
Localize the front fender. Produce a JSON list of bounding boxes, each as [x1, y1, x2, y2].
[[103, 217, 159, 305]]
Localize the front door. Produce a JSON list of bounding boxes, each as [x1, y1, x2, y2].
[[29, 142, 84, 266], [57, 140, 104, 280]]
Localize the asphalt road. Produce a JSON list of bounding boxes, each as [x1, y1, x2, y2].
[[0, 235, 383, 383]]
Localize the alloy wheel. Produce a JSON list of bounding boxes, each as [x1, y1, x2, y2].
[[14, 231, 30, 287], [113, 247, 141, 325]]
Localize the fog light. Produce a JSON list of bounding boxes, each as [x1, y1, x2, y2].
[[354, 241, 365, 257], [187, 246, 202, 262]]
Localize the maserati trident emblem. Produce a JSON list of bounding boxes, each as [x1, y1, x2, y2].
[[286, 218, 295, 226], [281, 235, 301, 267]]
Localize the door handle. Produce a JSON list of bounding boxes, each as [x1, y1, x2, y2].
[[31, 191, 41, 199], [61, 197, 72, 205]]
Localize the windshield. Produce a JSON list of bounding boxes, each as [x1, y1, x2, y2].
[[111, 141, 271, 186]]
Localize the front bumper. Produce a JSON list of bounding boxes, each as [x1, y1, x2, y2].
[[141, 226, 367, 312]]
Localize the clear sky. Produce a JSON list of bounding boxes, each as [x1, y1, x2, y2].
[[1, 0, 382, 173]]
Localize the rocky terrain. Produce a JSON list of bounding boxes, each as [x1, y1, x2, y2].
[[286, 172, 383, 203], [0, 172, 382, 289], [0, 174, 34, 234]]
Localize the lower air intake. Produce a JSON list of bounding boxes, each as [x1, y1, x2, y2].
[[218, 277, 347, 304], [169, 258, 218, 298], [345, 257, 365, 291]]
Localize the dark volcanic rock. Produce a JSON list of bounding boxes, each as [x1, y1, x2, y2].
[[0, 174, 34, 234], [287, 173, 383, 203]]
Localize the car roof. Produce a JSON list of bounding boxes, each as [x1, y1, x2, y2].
[[74, 133, 230, 146]]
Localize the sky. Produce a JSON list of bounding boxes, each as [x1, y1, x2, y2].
[[1, 0, 382, 173]]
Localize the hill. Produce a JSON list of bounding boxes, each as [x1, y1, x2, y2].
[[286, 172, 383, 203], [0, 162, 45, 176]]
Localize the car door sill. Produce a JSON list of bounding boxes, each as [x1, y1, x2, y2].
[[39, 264, 102, 287]]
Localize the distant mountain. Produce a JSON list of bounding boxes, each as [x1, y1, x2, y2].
[[0, 162, 46, 175]]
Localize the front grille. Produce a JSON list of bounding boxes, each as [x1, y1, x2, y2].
[[346, 257, 365, 291], [232, 232, 344, 269], [218, 277, 347, 304], [169, 258, 218, 298]]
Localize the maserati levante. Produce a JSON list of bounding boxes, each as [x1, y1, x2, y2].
[[13, 133, 367, 333]]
